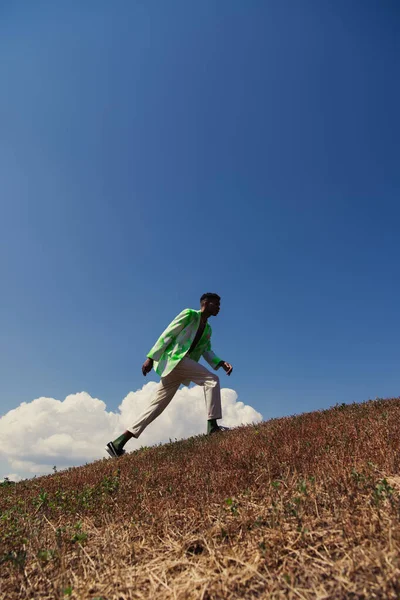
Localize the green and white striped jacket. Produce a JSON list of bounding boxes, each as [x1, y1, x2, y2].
[[147, 308, 222, 381]]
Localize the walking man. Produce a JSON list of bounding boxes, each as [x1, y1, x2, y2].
[[106, 293, 233, 457]]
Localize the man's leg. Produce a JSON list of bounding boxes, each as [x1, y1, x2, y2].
[[127, 375, 181, 439], [107, 357, 224, 457], [174, 357, 223, 432], [107, 370, 182, 456]]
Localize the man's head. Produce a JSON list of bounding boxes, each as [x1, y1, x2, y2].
[[200, 293, 221, 317]]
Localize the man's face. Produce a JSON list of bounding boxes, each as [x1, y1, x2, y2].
[[206, 297, 220, 316]]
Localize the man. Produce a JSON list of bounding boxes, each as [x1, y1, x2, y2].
[[106, 293, 233, 457]]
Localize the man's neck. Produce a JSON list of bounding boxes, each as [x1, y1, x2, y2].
[[199, 309, 209, 323]]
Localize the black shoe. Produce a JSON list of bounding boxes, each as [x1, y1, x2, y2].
[[208, 425, 230, 435], [106, 441, 126, 458]]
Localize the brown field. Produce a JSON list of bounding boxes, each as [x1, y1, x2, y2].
[[2, 397, 400, 599]]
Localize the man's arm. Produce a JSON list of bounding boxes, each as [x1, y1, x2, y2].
[[202, 340, 233, 375], [142, 309, 191, 376], [217, 360, 233, 376]]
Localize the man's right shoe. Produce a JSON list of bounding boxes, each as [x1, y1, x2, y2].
[[106, 441, 126, 458], [208, 425, 230, 435]]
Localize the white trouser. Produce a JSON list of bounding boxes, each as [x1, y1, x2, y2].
[[128, 357, 222, 438]]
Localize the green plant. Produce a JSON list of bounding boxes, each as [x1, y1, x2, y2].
[[373, 478, 394, 503], [70, 521, 88, 544], [225, 497, 239, 515], [63, 586, 73, 597], [37, 549, 56, 563]]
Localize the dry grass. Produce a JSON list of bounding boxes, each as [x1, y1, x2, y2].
[[2, 397, 400, 599]]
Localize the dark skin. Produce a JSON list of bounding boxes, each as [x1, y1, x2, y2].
[[142, 297, 233, 376]]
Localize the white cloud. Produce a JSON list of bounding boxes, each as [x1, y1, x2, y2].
[[0, 383, 262, 480], [0, 473, 22, 483]]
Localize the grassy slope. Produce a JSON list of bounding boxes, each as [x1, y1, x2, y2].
[[2, 397, 400, 599]]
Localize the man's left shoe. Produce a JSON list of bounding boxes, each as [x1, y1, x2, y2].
[[106, 441, 126, 458]]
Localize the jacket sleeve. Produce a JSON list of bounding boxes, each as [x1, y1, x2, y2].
[[202, 335, 222, 370], [147, 309, 191, 362]]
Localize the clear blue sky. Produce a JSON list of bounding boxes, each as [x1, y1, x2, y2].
[[1, 0, 399, 422]]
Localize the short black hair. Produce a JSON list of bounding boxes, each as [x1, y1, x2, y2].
[[200, 292, 221, 303]]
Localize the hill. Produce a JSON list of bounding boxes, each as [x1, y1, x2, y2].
[[1, 397, 400, 599]]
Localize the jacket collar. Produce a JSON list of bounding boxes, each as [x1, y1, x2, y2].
[[194, 310, 211, 329]]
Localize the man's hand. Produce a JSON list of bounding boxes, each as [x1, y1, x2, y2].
[[142, 358, 154, 376], [220, 361, 233, 376]]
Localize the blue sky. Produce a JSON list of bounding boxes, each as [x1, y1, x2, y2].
[[1, 0, 399, 427]]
